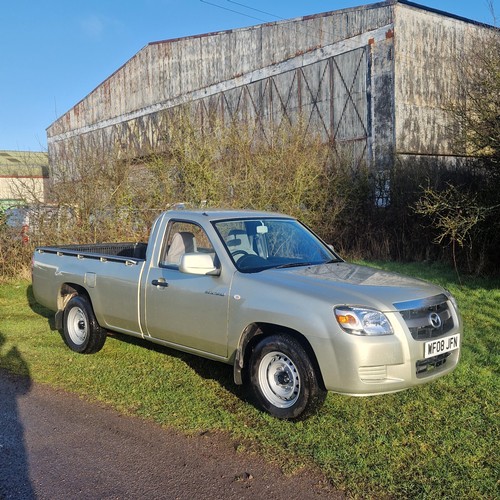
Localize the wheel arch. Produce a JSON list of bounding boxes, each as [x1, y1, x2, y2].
[[54, 283, 92, 330], [233, 322, 326, 391]]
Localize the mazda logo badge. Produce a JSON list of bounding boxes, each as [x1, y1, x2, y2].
[[429, 312, 442, 329]]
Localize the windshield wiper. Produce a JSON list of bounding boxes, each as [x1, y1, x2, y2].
[[274, 262, 317, 269], [274, 258, 342, 269]]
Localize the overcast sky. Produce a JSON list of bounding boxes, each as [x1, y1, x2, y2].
[[1, 0, 497, 152]]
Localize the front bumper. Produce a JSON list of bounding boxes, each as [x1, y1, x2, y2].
[[314, 295, 462, 395]]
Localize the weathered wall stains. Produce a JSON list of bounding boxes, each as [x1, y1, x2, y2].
[[48, 3, 395, 170], [47, 1, 494, 173], [394, 4, 486, 157]]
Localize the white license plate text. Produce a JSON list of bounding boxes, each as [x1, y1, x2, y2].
[[424, 334, 460, 359]]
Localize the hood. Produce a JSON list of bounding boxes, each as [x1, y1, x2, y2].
[[257, 262, 445, 311]]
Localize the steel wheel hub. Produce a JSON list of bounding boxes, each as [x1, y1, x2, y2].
[[258, 351, 301, 408], [67, 307, 88, 345]]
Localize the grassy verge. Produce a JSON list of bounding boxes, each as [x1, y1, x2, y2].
[[1, 262, 498, 498]]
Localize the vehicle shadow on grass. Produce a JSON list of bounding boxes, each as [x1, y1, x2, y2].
[[25, 285, 250, 408], [109, 331, 250, 406], [0, 334, 36, 499]]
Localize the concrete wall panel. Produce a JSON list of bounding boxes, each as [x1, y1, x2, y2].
[[394, 3, 485, 156]]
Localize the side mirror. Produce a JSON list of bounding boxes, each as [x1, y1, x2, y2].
[[179, 253, 220, 276]]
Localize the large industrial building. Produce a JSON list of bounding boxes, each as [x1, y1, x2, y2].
[[46, 0, 492, 172]]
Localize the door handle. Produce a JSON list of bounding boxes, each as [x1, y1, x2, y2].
[[152, 279, 169, 288]]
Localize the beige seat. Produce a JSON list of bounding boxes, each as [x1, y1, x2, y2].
[[166, 232, 197, 265]]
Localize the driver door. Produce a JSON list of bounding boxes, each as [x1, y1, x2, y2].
[[144, 220, 229, 357]]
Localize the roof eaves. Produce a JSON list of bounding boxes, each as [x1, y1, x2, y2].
[[397, 0, 497, 28]]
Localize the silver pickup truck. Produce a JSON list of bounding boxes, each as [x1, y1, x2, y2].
[[32, 210, 462, 419]]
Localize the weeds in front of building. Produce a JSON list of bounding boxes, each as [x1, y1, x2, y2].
[[1, 107, 499, 280]]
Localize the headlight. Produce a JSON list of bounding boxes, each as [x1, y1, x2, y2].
[[334, 306, 393, 336]]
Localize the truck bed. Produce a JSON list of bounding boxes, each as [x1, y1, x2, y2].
[[36, 242, 148, 261]]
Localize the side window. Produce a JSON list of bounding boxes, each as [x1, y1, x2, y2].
[[160, 221, 215, 267]]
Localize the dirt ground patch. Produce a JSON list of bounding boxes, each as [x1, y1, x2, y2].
[[0, 370, 342, 499]]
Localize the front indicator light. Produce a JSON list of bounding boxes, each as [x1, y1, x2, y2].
[[337, 313, 357, 326], [334, 306, 393, 336]]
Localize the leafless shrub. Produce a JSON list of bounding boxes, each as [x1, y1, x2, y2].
[[414, 184, 495, 281], [2, 115, 371, 280]]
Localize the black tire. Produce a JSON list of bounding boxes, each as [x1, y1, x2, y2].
[[63, 295, 107, 354], [249, 334, 327, 419]]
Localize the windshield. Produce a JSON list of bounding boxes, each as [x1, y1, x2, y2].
[[213, 218, 341, 273]]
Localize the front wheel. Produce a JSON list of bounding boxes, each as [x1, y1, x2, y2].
[[249, 334, 326, 419], [63, 295, 107, 354]]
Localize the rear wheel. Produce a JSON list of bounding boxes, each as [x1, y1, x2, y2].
[[63, 295, 107, 354], [249, 334, 326, 419]]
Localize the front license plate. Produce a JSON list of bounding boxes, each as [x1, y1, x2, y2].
[[424, 334, 460, 359]]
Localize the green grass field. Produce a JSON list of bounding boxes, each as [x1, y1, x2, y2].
[[0, 262, 498, 498]]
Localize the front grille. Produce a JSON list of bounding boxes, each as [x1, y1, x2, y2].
[[395, 294, 455, 341], [416, 353, 450, 375]]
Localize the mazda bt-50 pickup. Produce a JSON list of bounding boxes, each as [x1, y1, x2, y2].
[[32, 210, 462, 419]]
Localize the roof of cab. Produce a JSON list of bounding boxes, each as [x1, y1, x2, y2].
[[164, 209, 294, 222]]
